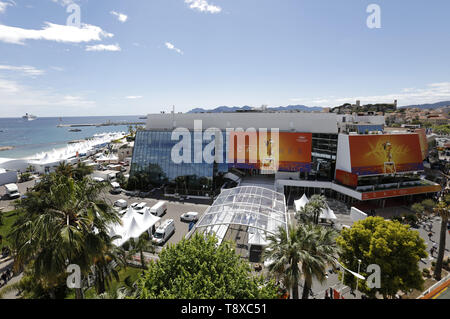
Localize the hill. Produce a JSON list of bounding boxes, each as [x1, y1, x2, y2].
[[400, 101, 450, 109], [187, 105, 323, 113]]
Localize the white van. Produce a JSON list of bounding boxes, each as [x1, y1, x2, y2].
[[152, 219, 175, 245], [4, 183, 20, 199], [150, 201, 167, 217]]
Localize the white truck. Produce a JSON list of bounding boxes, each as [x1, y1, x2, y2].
[[4, 183, 20, 199], [150, 201, 167, 217]]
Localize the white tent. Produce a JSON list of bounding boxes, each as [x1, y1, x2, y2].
[[294, 194, 337, 220], [109, 206, 161, 247], [319, 203, 337, 220], [294, 194, 309, 212], [248, 230, 269, 247]]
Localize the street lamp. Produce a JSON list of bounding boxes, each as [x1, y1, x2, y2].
[[356, 259, 362, 292]]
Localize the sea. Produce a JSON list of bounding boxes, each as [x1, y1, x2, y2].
[[0, 116, 144, 159]]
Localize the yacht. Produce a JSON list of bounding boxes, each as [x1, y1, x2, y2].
[[22, 113, 37, 121]]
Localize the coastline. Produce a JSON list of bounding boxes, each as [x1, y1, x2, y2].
[[0, 131, 126, 172]]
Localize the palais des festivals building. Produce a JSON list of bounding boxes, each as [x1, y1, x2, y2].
[[130, 110, 441, 209]]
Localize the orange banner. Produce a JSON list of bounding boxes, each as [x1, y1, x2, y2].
[[361, 184, 441, 200], [349, 134, 424, 176], [228, 132, 312, 172], [415, 128, 428, 160], [335, 169, 358, 187]]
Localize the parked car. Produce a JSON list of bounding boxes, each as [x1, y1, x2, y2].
[[130, 202, 139, 209], [134, 202, 147, 211], [114, 199, 127, 208], [110, 182, 122, 194], [124, 190, 139, 197], [180, 212, 199, 222], [152, 219, 175, 245]]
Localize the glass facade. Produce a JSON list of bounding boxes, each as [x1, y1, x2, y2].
[[130, 130, 228, 196]]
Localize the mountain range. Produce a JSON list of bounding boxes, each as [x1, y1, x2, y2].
[[187, 101, 450, 113], [399, 101, 450, 109], [188, 105, 323, 113]]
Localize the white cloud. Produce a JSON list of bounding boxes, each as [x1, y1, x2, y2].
[[185, 0, 221, 14], [0, 1, 15, 13], [110, 11, 128, 23], [0, 22, 113, 45], [0, 65, 45, 76], [0, 75, 95, 115], [126, 96, 143, 99], [165, 42, 183, 55], [289, 82, 450, 107], [85, 43, 121, 52], [51, 0, 76, 6]]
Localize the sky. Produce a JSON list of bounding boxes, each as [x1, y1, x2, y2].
[[0, 0, 449, 117]]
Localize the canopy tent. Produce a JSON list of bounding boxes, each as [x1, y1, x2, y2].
[[108, 206, 161, 247], [294, 194, 337, 220], [248, 230, 269, 247], [294, 193, 309, 212], [319, 203, 337, 220]]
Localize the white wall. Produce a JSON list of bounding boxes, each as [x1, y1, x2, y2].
[[146, 112, 339, 134], [335, 134, 352, 173]]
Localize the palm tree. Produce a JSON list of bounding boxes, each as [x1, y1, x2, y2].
[[433, 199, 449, 280], [73, 161, 94, 180], [295, 205, 314, 224], [54, 161, 74, 177], [8, 173, 121, 299], [264, 223, 339, 299], [127, 232, 156, 269], [307, 195, 327, 224]]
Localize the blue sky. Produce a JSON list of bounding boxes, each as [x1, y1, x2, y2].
[[0, 0, 449, 117]]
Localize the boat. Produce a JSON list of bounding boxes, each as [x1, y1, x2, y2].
[[69, 129, 82, 132], [22, 113, 37, 121]]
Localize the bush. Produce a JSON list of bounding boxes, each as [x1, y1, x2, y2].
[[392, 216, 403, 223]]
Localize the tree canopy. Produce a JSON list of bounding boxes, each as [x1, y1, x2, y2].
[[336, 217, 427, 298], [135, 233, 278, 299]]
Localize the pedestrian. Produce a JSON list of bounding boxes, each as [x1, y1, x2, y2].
[[428, 231, 433, 241], [430, 247, 435, 257], [325, 290, 330, 299]]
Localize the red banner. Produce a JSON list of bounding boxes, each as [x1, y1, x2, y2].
[[362, 184, 441, 200], [335, 169, 358, 187]]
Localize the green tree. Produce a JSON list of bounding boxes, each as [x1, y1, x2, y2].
[[8, 173, 121, 299], [421, 199, 436, 214], [264, 224, 338, 299], [432, 200, 449, 280], [135, 233, 278, 299], [73, 161, 94, 181], [306, 195, 327, 225], [336, 217, 427, 298]]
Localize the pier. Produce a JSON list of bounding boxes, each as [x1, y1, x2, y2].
[[57, 121, 145, 128]]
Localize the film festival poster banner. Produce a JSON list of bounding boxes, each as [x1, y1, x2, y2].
[[349, 134, 424, 176], [228, 132, 312, 172]]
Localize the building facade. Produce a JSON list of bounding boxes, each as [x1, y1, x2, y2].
[[130, 111, 441, 206]]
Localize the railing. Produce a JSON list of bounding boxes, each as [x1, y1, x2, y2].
[[417, 273, 450, 299]]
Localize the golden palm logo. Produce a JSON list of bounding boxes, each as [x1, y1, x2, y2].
[[364, 139, 411, 174]]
